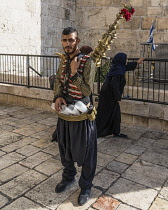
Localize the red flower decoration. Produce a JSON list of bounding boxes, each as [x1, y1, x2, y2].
[[120, 6, 135, 21], [130, 8, 135, 15]]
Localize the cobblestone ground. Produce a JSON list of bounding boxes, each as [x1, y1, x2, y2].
[[0, 104, 168, 210]]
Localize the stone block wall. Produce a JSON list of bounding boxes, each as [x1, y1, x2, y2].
[[0, 0, 41, 54], [0, 0, 76, 55], [76, 0, 168, 58], [41, 0, 76, 55], [120, 100, 168, 132], [0, 0, 168, 57]]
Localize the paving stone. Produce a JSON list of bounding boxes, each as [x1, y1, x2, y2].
[[149, 197, 168, 210], [107, 178, 158, 210], [0, 117, 15, 125], [0, 150, 6, 156], [4, 118, 36, 128], [0, 131, 23, 147], [25, 171, 80, 209], [1, 136, 37, 153], [0, 105, 167, 209], [0, 170, 47, 199], [142, 130, 164, 140], [0, 110, 9, 115], [123, 160, 168, 190], [45, 125, 57, 134], [0, 114, 10, 119], [42, 143, 59, 156], [35, 158, 63, 176], [17, 108, 43, 115], [19, 151, 52, 169], [92, 195, 120, 210], [98, 138, 132, 157], [152, 138, 168, 149], [141, 147, 168, 167], [9, 111, 35, 119], [55, 153, 61, 161], [106, 161, 130, 174], [0, 152, 25, 170], [1, 106, 25, 113], [97, 137, 106, 145], [134, 137, 156, 148], [121, 126, 147, 140], [31, 138, 54, 149], [0, 124, 15, 132], [116, 203, 138, 210], [57, 188, 102, 210], [1, 197, 48, 210], [16, 145, 40, 157], [93, 169, 120, 190], [38, 117, 57, 126], [115, 153, 138, 165], [0, 163, 28, 183], [97, 152, 115, 167], [159, 179, 168, 200], [31, 130, 52, 140], [95, 165, 103, 175], [124, 144, 146, 156], [26, 112, 54, 121], [161, 133, 168, 140], [13, 123, 49, 136], [0, 194, 9, 209]]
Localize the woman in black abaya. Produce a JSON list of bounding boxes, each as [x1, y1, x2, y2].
[[96, 53, 144, 138]]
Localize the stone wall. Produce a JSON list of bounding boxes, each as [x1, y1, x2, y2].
[[0, 0, 168, 57], [76, 0, 168, 58], [41, 0, 76, 55], [0, 0, 41, 54], [0, 0, 76, 55]]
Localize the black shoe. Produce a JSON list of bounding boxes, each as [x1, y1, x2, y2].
[[55, 179, 75, 193], [78, 189, 91, 206]]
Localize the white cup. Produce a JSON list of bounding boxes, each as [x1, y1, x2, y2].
[[75, 101, 88, 113], [51, 103, 55, 110]]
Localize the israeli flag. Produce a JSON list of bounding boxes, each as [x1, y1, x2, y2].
[[147, 24, 156, 51]]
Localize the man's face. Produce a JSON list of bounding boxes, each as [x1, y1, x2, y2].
[[61, 32, 79, 55]]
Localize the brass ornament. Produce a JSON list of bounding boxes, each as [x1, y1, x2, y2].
[[54, 52, 67, 60], [54, 4, 135, 67], [90, 4, 135, 67]]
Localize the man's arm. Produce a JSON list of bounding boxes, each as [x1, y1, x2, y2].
[[53, 61, 64, 102], [53, 61, 67, 111], [70, 58, 96, 96]]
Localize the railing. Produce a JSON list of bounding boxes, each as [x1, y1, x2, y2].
[[0, 54, 59, 89], [0, 54, 168, 104], [95, 57, 168, 105]]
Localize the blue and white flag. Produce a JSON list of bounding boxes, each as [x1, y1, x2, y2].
[[147, 24, 156, 51]]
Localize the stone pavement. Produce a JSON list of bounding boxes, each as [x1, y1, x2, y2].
[[0, 103, 168, 210]]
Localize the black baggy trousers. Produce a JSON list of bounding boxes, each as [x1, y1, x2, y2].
[[57, 119, 97, 190]]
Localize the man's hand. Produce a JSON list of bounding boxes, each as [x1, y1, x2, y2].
[[55, 97, 67, 112], [137, 58, 145, 64], [70, 56, 82, 75]]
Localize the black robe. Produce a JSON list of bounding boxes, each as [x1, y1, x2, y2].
[[96, 62, 137, 137]]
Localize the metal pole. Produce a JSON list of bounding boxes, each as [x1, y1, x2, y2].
[[26, 54, 30, 88]]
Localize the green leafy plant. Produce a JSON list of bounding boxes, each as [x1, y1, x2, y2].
[[94, 61, 111, 83]]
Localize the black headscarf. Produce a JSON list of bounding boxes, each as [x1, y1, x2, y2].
[[106, 53, 127, 78]]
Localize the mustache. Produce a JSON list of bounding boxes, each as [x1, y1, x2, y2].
[[65, 46, 72, 49]]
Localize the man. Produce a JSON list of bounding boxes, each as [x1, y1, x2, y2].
[[53, 27, 97, 206]]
